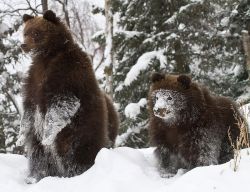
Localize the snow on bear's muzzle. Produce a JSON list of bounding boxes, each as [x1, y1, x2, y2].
[[152, 89, 187, 121], [153, 90, 174, 119]]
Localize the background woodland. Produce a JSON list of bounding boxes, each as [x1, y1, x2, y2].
[[0, 0, 249, 153]]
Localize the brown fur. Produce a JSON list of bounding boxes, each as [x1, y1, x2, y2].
[[105, 94, 119, 145], [20, 10, 119, 182], [148, 73, 242, 174]]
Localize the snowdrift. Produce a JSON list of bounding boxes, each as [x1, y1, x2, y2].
[[0, 147, 249, 192]]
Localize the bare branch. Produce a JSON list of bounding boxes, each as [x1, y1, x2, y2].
[[94, 50, 105, 71], [0, 84, 22, 116], [1, 0, 43, 17], [55, 0, 70, 28]]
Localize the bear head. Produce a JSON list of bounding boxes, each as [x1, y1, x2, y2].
[[21, 10, 73, 54], [148, 72, 203, 124]]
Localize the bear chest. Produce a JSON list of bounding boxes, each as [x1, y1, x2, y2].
[[27, 65, 48, 108]]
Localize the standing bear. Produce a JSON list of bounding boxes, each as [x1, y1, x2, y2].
[[17, 10, 119, 183], [148, 73, 245, 175]]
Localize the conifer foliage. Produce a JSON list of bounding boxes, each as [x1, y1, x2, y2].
[[0, 0, 249, 151], [110, 0, 249, 147], [0, 21, 22, 153]]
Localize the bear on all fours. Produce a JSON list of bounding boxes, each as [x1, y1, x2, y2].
[[148, 72, 246, 175], [17, 10, 119, 183]]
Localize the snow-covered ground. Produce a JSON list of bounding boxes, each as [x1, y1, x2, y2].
[[0, 147, 250, 192]]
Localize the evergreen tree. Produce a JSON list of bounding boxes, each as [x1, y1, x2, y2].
[[169, 0, 249, 98], [111, 0, 249, 147], [230, 0, 250, 103], [111, 0, 188, 147], [0, 20, 23, 153]]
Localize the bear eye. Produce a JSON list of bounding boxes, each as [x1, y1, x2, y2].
[[155, 95, 159, 101], [167, 96, 172, 100], [31, 31, 39, 37], [34, 32, 39, 37]]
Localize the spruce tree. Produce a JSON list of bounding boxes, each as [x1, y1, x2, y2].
[[230, 0, 250, 103], [111, 0, 249, 147], [111, 0, 188, 147], [0, 21, 22, 153]]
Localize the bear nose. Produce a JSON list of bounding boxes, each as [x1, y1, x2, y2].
[[21, 44, 27, 49]]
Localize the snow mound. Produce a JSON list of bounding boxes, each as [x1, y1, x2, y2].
[[0, 147, 250, 192]]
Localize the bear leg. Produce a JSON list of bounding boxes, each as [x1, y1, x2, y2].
[[26, 137, 59, 183], [155, 147, 180, 177]]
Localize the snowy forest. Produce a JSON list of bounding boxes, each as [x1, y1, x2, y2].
[[0, 0, 250, 152], [0, 0, 250, 191]]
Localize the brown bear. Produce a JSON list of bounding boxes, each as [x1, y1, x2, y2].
[[148, 72, 244, 175], [17, 10, 119, 183]]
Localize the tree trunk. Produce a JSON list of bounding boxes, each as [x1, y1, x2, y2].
[[41, 0, 48, 13], [63, 0, 70, 28], [174, 39, 190, 74], [242, 30, 250, 78], [104, 0, 114, 99]]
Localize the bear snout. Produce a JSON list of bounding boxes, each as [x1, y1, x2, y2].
[[153, 107, 170, 117]]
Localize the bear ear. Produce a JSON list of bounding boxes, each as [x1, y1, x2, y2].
[[151, 72, 165, 83], [23, 14, 34, 22], [43, 10, 60, 23], [177, 75, 191, 89]]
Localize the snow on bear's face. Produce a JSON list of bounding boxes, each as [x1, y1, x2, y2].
[[149, 73, 192, 124], [152, 89, 187, 123]]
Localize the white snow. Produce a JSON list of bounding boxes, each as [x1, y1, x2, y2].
[[231, 9, 238, 17], [220, 17, 229, 27], [233, 65, 243, 77], [125, 103, 141, 119], [179, 3, 194, 13], [238, 90, 250, 108], [165, 13, 177, 24], [124, 50, 166, 86], [153, 90, 174, 120], [178, 23, 186, 30], [241, 104, 250, 130], [1, 147, 250, 192], [138, 98, 147, 107], [152, 89, 187, 122], [124, 98, 147, 119], [0, 22, 9, 34], [16, 110, 33, 146], [166, 33, 178, 40], [42, 95, 80, 146], [92, 30, 105, 40], [17, 95, 81, 147], [115, 120, 148, 147], [115, 30, 143, 38], [179, 1, 204, 14]]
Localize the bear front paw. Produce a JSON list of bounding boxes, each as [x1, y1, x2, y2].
[[25, 176, 38, 184]]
